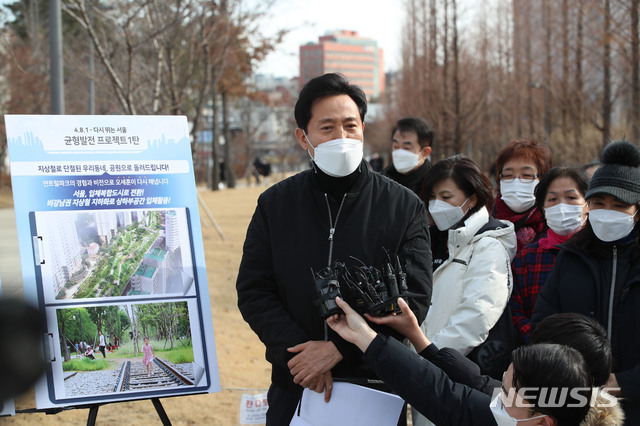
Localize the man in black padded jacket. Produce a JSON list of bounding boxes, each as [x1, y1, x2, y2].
[[236, 73, 433, 425]]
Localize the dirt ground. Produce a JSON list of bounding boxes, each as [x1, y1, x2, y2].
[[1, 184, 274, 425]]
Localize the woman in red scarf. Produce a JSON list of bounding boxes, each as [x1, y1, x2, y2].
[[509, 167, 589, 344], [494, 138, 552, 254]]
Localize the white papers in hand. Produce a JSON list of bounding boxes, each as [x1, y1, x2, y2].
[[289, 381, 404, 426]]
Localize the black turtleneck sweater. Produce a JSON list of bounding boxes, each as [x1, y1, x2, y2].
[[313, 160, 368, 220]]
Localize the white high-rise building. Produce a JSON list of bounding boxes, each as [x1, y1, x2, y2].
[[120, 211, 133, 228], [94, 211, 118, 244], [44, 213, 83, 295], [164, 211, 180, 252]]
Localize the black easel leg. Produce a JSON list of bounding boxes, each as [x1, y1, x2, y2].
[[151, 398, 172, 426], [86, 405, 99, 426]]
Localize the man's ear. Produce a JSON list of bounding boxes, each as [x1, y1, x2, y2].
[[295, 128, 310, 152], [541, 415, 556, 426], [421, 146, 432, 159]]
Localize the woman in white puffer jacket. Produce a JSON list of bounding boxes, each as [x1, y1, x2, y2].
[[413, 155, 517, 426]]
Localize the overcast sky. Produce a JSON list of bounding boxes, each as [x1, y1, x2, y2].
[[253, 0, 406, 79]]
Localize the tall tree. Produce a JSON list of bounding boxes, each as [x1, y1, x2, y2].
[[601, 0, 612, 147], [125, 304, 140, 356], [452, 0, 462, 154], [57, 310, 72, 362], [543, 0, 553, 140], [561, 0, 570, 144], [525, 1, 535, 136], [631, 0, 640, 139], [442, 0, 450, 155], [573, 1, 584, 148]]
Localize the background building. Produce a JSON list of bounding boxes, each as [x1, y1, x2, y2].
[[299, 30, 384, 100], [44, 214, 83, 296], [94, 211, 118, 245], [164, 211, 181, 253]]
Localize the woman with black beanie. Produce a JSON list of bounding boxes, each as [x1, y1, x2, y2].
[[533, 140, 640, 425]]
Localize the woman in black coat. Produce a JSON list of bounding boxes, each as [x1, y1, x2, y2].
[[533, 141, 640, 425]]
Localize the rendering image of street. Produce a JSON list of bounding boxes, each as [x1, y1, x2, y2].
[[33, 209, 195, 301]]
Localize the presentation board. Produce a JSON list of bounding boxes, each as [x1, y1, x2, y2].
[[5, 115, 220, 409]]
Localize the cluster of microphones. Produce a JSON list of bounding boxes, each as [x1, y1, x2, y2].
[[312, 254, 410, 319]]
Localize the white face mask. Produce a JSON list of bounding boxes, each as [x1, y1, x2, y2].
[[304, 132, 363, 177], [428, 197, 470, 231], [489, 393, 548, 426], [589, 208, 638, 242], [501, 179, 539, 213], [545, 203, 586, 236], [392, 149, 420, 174]]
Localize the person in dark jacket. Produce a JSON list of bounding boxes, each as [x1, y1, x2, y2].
[[326, 296, 622, 426], [381, 117, 434, 196], [510, 167, 590, 344], [533, 140, 640, 425], [236, 73, 433, 425], [421, 312, 615, 398]]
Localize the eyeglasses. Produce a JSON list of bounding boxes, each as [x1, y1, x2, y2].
[[499, 173, 538, 183]]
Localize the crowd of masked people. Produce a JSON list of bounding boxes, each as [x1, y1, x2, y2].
[[236, 74, 637, 426], [375, 122, 638, 426], [382, 123, 640, 425]]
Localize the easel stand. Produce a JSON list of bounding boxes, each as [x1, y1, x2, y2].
[[17, 397, 172, 426], [85, 398, 171, 426]]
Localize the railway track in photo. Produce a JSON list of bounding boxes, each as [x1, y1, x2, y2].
[[114, 357, 194, 392]]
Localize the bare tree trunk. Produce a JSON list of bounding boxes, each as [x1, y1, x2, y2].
[[210, 90, 221, 190], [452, 0, 462, 154], [420, 0, 428, 100], [191, 14, 213, 174], [222, 90, 236, 188], [573, 2, 584, 147], [126, 305, 139, 356], [632, 0, 640, 140], [602, 0, 612, 147], [107, 309, 115, 345], [499, 0, 513, 142], [60, 316, 70, 362], [561, 0, 570, 145], [409, 0, 418, 107], [95, 310, 103, 335], [141, 322, 148, 340], [151, 45, 163, 114], [166, 45, 180, 115], [241, 103, 253, 183], [442, 0, 450, 155], [430, 0, 437, 69], [525, 1, 534, 136], [543, 0, 553, 140], [513, 0, 523, 136], [168, 304, 175, 350]]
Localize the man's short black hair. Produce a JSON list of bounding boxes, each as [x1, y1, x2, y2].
[[391, 117, 435, 148], [531, 312, 612, 387], [294, 73, 367, 132]]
